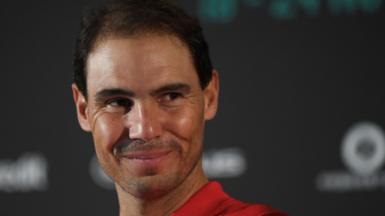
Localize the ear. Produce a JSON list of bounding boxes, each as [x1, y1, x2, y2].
[[203, 70, 220, 120], [71, 83, 92, 132]]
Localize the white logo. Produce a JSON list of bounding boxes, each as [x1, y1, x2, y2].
[[316, 122, 385, 192], [90, 148, 247, 190], [203, 148, 247, 178], [0, 153, 48, 193], [341, 122, 385, 176]]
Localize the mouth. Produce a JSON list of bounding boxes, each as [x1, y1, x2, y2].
[[119, 150, 173, 172], [123, 150, 172, 160], [112, 138, 179, 169]]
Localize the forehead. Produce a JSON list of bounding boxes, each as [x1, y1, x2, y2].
[[86, 34, 199, 95]]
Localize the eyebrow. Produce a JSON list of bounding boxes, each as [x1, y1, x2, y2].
[[94, 88, 135, 103], [151, 83, 191, 95]]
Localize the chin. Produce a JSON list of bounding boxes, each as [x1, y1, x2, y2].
[[117, 172, 184, 200]]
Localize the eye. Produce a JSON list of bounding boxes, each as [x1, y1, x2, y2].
[[158, 92, 184, 106], [164, 92, 183, 101], [105, 98, 133, 112]]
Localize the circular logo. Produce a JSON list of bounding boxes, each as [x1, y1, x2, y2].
[[341, 122, 385, 176]]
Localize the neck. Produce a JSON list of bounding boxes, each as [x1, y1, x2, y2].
[[116, 162, 208, 216]]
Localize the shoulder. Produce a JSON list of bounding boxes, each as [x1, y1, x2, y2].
[[217, 193, 286, 216], [224, 204, 288, 216], [172, 181, 287, 216], [215, 187, 286, 215], [204, 181, 287, 216]]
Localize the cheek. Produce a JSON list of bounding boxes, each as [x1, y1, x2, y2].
[[92, 112, 125, 152], [165, 104, 205, 150]]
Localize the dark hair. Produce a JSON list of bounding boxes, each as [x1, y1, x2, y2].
[[73, 0, 213, 98]]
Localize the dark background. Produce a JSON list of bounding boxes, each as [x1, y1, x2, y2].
[[1, 0, 384, 215]]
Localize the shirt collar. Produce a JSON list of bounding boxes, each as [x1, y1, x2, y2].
[[171, 181, 230, 216]]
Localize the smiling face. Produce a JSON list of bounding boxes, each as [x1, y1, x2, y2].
[[72, 34, 219, 199]]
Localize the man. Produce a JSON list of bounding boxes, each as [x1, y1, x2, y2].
[[72, 0, 287, 215]]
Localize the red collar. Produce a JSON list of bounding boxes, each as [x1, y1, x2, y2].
[[171, 181, 247, 216], [172, 181, 286, 216]]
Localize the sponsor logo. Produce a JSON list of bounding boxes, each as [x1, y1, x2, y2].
[[198, 0, 384, 22], [203, 148, 247, 178], [316, 122, 385, 192], [0, 153, 48, 193], [90, 148, 247, 189]]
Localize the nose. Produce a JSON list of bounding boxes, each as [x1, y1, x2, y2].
[[125, 101, 162, 141]]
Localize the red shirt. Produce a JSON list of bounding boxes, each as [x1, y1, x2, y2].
[[172, 182, 287, 216]]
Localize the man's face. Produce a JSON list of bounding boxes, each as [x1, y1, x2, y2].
[[72, 34, 218, 199]]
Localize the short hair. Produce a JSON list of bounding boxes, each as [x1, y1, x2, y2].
[[73, 0, 213, 98]]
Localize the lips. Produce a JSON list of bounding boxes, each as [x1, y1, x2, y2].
[[123, 150, 172, 160]]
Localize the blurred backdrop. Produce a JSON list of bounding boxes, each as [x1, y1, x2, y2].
[[1, 0, 384, 215]]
